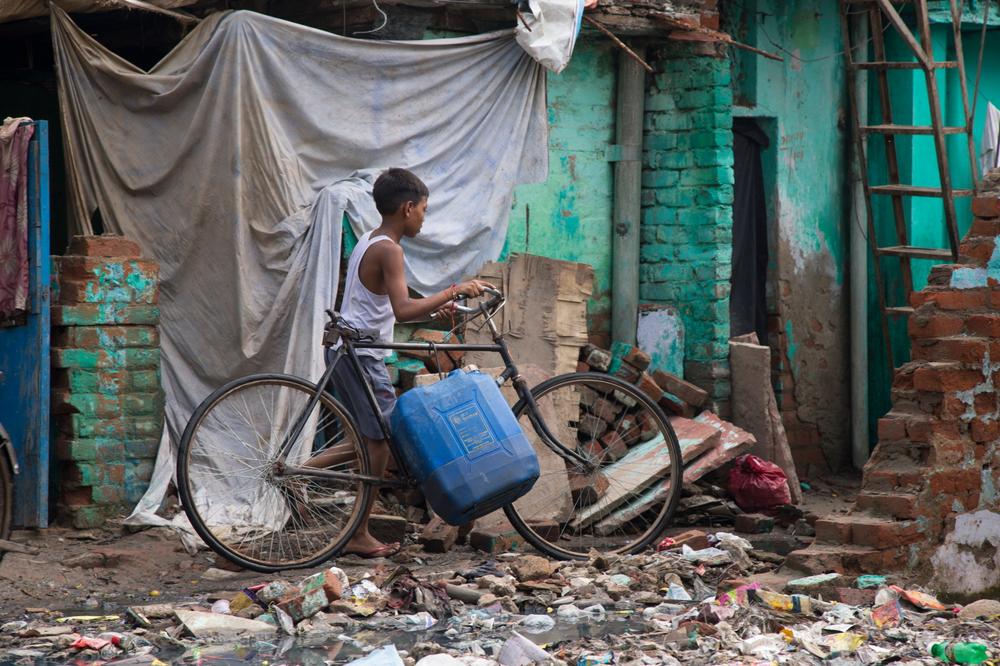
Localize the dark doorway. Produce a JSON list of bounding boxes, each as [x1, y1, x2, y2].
[[730, 117, 769, 342]]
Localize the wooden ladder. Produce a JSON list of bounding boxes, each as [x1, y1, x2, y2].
[[840, 0, 979, 366]]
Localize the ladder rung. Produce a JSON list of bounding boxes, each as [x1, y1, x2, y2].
[[878, 245, 954, 260], [853, 61, 959, 70], [863, 124, 967, 135], [885, 306, 915, 316], [870, 185, 975, 197]]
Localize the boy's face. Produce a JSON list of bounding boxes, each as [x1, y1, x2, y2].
[[403, 197, 428, 237]]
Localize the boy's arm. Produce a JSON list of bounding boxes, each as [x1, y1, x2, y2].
[[378, 243, 490, 322]]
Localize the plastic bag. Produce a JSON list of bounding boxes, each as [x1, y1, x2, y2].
[[728, 454, 791, 511]]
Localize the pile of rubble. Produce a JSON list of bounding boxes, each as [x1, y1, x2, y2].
[[2, 530, 996, 665]]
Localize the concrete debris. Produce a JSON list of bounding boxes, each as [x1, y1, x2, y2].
[[0, 539, 997, 664]]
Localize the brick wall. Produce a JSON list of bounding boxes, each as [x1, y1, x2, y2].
[[51, 236, 162, 529], [640, 46, 734, 413], [788, 195, 1000, 585]]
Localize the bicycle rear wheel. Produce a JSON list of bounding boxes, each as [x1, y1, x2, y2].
[[177, 374, 372, 572], [504, 372, 682, 559]]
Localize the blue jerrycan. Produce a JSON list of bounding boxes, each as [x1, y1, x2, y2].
[[390, 369, 540, 525]]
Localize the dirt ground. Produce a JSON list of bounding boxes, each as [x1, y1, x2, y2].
[[0, 474, 860, 619]]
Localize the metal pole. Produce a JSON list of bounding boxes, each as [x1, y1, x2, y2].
[[611, 44, 646, 346], [848, 11, 871, 470]]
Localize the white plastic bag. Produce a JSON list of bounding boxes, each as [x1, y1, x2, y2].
[[515, 0, 584, 73]]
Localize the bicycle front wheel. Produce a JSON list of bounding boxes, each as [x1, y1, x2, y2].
[[177, 374, 372, 572], [504, 372, 683, 559]]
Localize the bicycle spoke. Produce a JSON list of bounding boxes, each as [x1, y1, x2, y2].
[[180, 376, 371, 571], [506, 374, 681, 559]]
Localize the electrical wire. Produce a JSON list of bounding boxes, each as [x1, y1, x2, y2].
[[726, 0, 893, 65], [353, 0, 388, 35], [971, 0, 991, 122]]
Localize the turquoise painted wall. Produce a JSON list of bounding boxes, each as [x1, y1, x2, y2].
[[503, 40, 617, 339], [866, 23, 1000, 430], [731, 0, 852, 468]]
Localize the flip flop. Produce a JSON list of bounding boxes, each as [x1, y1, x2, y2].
[[345, 542, 401, 559]]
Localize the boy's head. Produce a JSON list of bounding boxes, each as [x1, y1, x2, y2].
[[373, 168, 429, 237]]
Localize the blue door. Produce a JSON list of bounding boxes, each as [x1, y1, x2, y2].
[[0, 120, 50, 527]]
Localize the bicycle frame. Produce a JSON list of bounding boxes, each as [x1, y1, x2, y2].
[[276, 305, 592, 485]]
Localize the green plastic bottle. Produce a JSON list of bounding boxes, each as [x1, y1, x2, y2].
[[930, 642, 988, 664]]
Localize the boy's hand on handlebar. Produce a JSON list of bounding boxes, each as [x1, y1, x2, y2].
[[454, 280, 495, 299]]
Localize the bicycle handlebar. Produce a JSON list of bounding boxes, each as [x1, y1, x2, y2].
[[431, 286, 504, 319]]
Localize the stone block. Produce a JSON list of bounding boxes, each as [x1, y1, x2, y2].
[[420, 515, 460, 553], [67, 235, 142, 257], [368, 514, 408, 546], [52, 304, 160, 327], [734, 513, 774, 534], [651, 369, 708, 408], [52, 325, 159, 349]]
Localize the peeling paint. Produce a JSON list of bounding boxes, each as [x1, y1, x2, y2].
[[951, 243, 1000, 289], [954, 349, 1000, 423], [931, 510, 1000, 595]]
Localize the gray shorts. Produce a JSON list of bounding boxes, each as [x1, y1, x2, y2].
[[327, 349, 396, 440]]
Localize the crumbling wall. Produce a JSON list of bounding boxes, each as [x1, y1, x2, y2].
[[640, 45, 734, 413], [51, 236, 163, 529], [789, 195, 1000, 595]]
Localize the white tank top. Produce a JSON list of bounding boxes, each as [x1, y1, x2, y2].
[[338, 231, 396, 358]]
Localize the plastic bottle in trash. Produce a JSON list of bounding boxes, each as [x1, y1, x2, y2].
[[930, 642, 988, 664]]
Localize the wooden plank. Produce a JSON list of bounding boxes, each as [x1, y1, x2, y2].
[[572, 417, 720, 530], [682, 412, 756, 483], [877, 245, 953, 260], [862, 124, 966, 135], [852, 60, 957, 69], [870, 184, 974, 197]]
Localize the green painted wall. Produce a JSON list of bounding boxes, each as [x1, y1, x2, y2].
[[503, 40, 617, 339], [639, 47, 735, 407], [866, 23, 1000, 433], [731, 0, 852, 469]]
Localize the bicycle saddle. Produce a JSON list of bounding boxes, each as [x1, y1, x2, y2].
[[324, 310, 379, 343]]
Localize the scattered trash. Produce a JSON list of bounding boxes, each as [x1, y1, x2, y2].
[[856, 574, 887, 589], [345, 644, 405, 666], [518, 615, 555, 633], [930, 642, 989, 664], [497, 632, 554, 665], [891, 585, 946, 611]]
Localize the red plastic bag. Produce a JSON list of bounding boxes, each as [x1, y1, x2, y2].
[[728, 454, 791, 511]]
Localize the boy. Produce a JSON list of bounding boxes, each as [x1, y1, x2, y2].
[[310, 168, 491, 558]]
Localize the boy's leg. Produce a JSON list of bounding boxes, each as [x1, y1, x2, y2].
[[341, 435, 392, 554], [306, 351, 399, 556]]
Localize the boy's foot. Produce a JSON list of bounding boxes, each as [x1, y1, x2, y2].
[[342, 530, 400, 559]]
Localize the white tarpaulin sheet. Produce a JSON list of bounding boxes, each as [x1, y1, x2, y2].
[[2, 0, 195, 24], [50, 6, 547, 533]]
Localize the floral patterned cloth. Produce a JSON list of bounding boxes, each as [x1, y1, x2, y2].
[[0, 117, 33, 321]]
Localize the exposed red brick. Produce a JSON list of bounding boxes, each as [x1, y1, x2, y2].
[[967, 314, 1000, 337], [855, 492, 918, 520], [958, 239, 996, 266], [912, 365, 983, 393], [66, 235, 142, 258], [929, 468, 981, 496], [971, 217, 1000, 236], [850, 519, 921, 549], [908, 313, 964, 339], [917, 288, 987, 311], [972, 196, 1000, 218], [831, 587, 877, 606], [911, 337, 987, 364], [877, 417, 907, 441], [599, 431, 629, 461], [635, 372, 663, 402], [814, 516, 851, 544]]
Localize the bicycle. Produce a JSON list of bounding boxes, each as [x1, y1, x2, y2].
[[177, 288, 683, 573]]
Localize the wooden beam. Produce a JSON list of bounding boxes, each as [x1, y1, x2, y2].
[[874, 0, 930, 69]]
